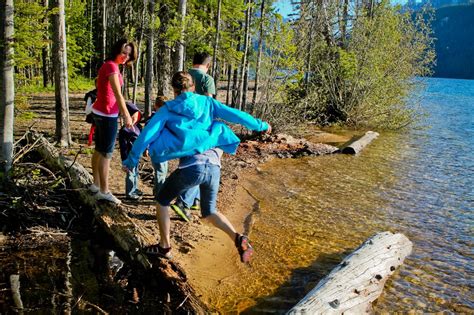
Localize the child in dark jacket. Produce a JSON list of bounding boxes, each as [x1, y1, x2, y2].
[[118, 101, 143, 200]]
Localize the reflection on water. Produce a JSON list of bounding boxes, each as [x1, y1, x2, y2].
[[208, 77, 473, 313]]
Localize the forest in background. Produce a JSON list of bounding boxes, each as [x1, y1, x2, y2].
[[1, 0, 435, 176]]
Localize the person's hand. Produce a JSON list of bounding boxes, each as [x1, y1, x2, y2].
[[123, 114, 133, 129], [122, 165, 131, 173], [264, 123, 272, 134]]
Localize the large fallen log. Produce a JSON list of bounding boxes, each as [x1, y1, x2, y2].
[[26, 130, 207, 313], [341, 131, 379, 154], [287, 231, 412, 314]]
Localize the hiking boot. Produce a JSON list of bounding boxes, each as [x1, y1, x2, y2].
[[235, 234, 254, 263], [95, 191, 122, 205], [170, 202, 191, 222], [190, 198, 201, 211], [88, 183, 99, 193]]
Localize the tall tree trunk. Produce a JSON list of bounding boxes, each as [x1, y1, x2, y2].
[[132, 3, 146, 104], [173, 0, 187, 72], [238, 0, 253, 111], [102, 0, 107, 61], [226, 64, 232, 105], [42, 0, 50, 87], [251, 0, 266, 109], [51, 0, 71, 147], [340, 0, 349, 48], [0, 0, 15, 178], [211, 0, 222, 82], [144, 0, 155, 118], [88, 0, 94, 78], [157, 3, 173, 97]]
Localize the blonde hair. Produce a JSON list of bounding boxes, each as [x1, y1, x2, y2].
[[154, 95, 168, 109]]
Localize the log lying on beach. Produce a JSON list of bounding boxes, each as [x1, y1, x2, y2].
[[341, 131, 379, 154], [26, 130, 207, 313], [287, 231, 412, 314]]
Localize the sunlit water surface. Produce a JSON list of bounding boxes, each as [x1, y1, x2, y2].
[[210, 77, 473, 313]]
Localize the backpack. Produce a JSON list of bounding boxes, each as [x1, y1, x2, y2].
[[84, 89, 97, 124]]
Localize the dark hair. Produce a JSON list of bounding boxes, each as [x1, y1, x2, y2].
[[106, 39, 137, 66], [171, 71, 194, 92], [193, 52, 212, 65]]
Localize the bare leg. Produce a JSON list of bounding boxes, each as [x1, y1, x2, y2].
[[98, 155, 111, 193], [204, 212, 237, 241], [91, 151, 101, 187], [156, 204, 171, 248]]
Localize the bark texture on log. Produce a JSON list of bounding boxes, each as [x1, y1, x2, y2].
[[27, 131, 208, 314], [341, 131, 379, 154], [288, 231, 412, 314]]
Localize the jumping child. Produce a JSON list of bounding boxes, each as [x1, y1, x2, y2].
[[123, 71, 271, 263]]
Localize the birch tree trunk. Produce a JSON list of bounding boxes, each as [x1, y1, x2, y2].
[[238, 0, 252, 110], [211, 0, 222, 83], [0, 0, 15, 177], [251, 0, 266, 109], [51, 0, 71, 147], [144, 0, 155, 118], [173, 0, 187, 72]]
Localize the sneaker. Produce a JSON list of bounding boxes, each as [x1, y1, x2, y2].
[[95, 191, 122, 205], [235, 234, 254, 263], [126, 194, 142, 201], [170, 203, 191, 222], [88, 184, 99, 193], [190, 199, 200, 211]]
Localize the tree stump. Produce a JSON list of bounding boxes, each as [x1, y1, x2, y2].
[[287, 231, 412, 314], [341, 131, 379, 154]]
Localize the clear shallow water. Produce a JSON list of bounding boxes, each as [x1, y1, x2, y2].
[[210, 77, 473, 313]]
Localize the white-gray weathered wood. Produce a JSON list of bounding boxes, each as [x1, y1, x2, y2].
[[288, 231, 412, 314], [341, 131, 379, 154]]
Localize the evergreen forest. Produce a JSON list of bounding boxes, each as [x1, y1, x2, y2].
[[1, 0, 435, 175]]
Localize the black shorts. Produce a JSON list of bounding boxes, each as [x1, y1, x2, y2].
[[93, 114, 118, 158]]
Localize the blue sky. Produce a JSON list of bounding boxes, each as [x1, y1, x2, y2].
[[273, 0, 408, 18]]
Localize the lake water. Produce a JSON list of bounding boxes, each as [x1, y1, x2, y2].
[[209, 77, 473, 313]]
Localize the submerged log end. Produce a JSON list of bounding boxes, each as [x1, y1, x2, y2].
[[288, 231, 412, 314], [341, 131, 380, 155]]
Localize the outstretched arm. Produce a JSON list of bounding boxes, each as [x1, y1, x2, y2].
[[212, 99, 270, 132]]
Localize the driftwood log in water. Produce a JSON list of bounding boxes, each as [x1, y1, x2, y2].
[[341, 131, 379, 154], [288, 231, 412, 314], [26, 130, 208, 314]]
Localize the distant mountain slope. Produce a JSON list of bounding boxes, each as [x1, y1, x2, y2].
[[432, 5, 474, 79]]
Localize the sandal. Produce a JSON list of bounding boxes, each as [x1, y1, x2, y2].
[[235, 234, 254, 263], [144, 244, 172, 259]]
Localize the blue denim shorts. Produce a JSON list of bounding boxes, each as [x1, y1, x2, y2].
[[157, 163, 220, 217], [93, 114, 118, 158]]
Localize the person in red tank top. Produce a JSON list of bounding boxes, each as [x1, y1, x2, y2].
[[89, 39, 137, 205]]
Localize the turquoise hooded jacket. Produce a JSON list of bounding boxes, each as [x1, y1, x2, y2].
[[122, 92, 269, 169]]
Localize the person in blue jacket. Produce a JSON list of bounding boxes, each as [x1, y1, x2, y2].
[[123, 71, 271, 263]]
